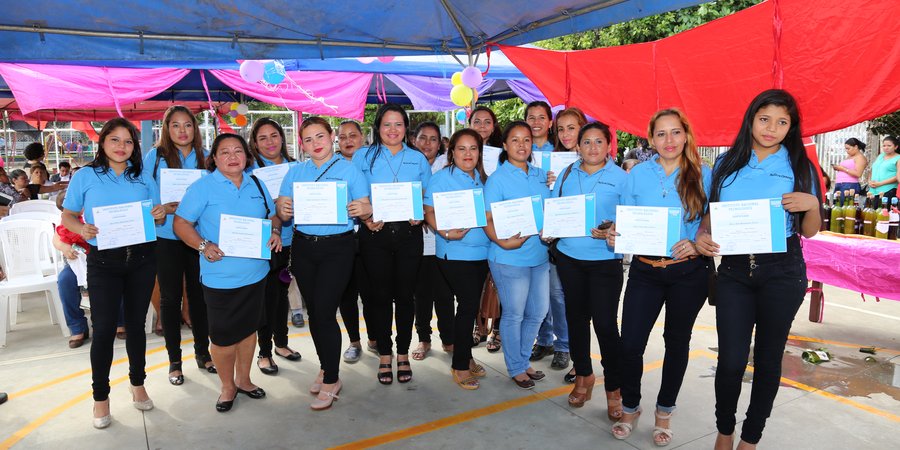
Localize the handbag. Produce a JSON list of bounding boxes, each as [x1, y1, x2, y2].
[[706, 256, 717, 306], [479, 272, 501, 320]]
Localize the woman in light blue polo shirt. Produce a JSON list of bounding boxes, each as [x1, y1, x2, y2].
[[526, 101, 555, 153], [424, 129, 490, 389], [547, 122, 628, 417], [276, 117, 371, 410], [352, 104, 431, 385], [607, 110, 711, 446], [248, 118, 302, 376], [696, 90, 821, 449], [174, 133, 281, 413], [61, 118, 166, 429], [142, 105, 215, 386], [484, 121, 551, 390]]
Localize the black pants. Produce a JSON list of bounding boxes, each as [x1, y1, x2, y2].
[[555, 252, 624, 390], [339, 251, 373, 343], [715, 236, 806, 445], [414, 255, 455, 344], [619, 256, 707, 410], [258, 246, 291, 357], [292, 233, 355, 384], [437, 258, 488, 371], [359, 222, 423, 356], [156, 238, 209, 363], [87, 242, 156, 401]]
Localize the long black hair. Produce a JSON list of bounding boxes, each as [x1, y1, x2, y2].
[[469, 106, 504, 147], [153, 105, 205, 178], [446, 129, 487, 184], [366, 103, 409, 170], [709, 89, 819, 233], [249, 117, 294, 167], [88, 117, 143, 181], [413, 121, 446, 156], [498, 121, 533, 164]]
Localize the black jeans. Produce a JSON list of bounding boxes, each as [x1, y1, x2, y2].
[[156, 238, 209, 363], [359, 222, 423, 356], [339, 250, 373, 343], [437, 258, 487, 371], [292, 233, 355, 384], [715, 235, 807, 445], [555, 252, 624, 391], [414, 255, 455, 344], [258, 246, 291, 357], [87, 242, 156, 401], [620, 256, 708, 411]]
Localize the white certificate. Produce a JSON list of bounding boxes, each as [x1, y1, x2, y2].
[[710, 198, 787, 255], [534, 151, 579, 189], [92, 200, 157, 250], [218, 214, 273, 259], [490, 195, 544, 239], [371, 182, 424, 223], [292, 181, 348, 225], [433, 189, 488, 230], [422, 227, 436, 256], [614, 206, 683, 257], [252, 163, 293, 199], [543, 194, 596, 238], [483, 145, 502, 176], [159, 169, 204, 204]]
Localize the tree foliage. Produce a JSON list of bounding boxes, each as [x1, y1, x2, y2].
[[868, 111, 900, 138]]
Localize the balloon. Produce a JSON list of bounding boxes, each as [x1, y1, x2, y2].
[[473, 91, 479, 103], [455, 109, 467, 122], [461, 66, 483, 88], [450, 72, 463, 86], [236, 103, 249, 115], [263, 61, 286, 84], [229, 110, 239, 118], [230, 102, 239, 111], [234, 115, 248, 127], [450, 85, 473, 107], [377, 56, 395, 63], [357, 57, 376, 64], [239, 60, 265, 83]]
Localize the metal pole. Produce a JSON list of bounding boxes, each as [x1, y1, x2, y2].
[[140, 120, 154, 154]]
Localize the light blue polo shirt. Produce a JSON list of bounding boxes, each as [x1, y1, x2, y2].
[[142, 147, 208, 241], [533, 141, 555, 153], [253, 155, 296, 247], [553, 159, 627, 261], [63, 164, 160, 247], [715, 146, 796, 238], [176, 170, 276, 289], [424, 166, 490, 261], [279, 153, 369, 236], [352, 143, 432, 186], [484, 161, 551, 266]]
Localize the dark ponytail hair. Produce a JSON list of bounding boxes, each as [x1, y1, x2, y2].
[[845, 137, 867, 151], [154, 105, 205, 178], [249, 117, 294, 167], [498, 121, 533, 164], [884, 135, 900, 148], [524, 100, 554, 143], [469, 106, 503, 147], [366, 104, 409, 170], [206, 133, 252, 172], [413, 121, 446, 156], [446, 129, 487, 184], [89, 118, 143, 181], [709, 89, 819, 233]]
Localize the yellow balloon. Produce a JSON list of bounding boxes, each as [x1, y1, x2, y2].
[[451, 72, 463, 86], [450, 85, 473, 107], [230, 102, 240, 111]]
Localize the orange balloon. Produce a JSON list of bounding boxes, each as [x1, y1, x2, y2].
[[234, 115, 248, 127]]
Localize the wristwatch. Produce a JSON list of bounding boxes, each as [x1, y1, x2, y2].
[[198, 239, 209, 254]]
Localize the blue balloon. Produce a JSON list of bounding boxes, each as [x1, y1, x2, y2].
[[455, 109, 467, 122], [263, 61, 286, 84]]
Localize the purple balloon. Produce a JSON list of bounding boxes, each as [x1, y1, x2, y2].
[[461, 66, 483, 88], [229, 110, 239, 118], [239, 60, 265, 83]]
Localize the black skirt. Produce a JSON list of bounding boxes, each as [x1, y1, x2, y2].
[[203, 277, 266, 346]]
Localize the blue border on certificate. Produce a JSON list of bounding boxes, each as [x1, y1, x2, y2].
[[473, 188, 488, 227], [531, 195, 544, 230], [665, 207, 682, 257], [411, 181, 424, 220], [260, 219, 272, 260], [768, 198, 788, 252], [140, 200, 157, 243], [584, 194, 597, 234], [336, 181, 349, 224]]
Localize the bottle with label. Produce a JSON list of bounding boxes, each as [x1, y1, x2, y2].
[[843, 189, 857, 235], [854, 194, 864, 234], [875, 196, 890, 239], [829, 190, 844, 233], [862, 195, 876, 237], [888, 197, 899, 240], [822, 192, 832, 231]]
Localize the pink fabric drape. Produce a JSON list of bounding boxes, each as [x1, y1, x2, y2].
[[0, 64, 189, 116], [802, 232, 900, 301]]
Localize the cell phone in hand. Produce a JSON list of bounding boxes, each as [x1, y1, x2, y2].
[[598, 220, 613, 230]]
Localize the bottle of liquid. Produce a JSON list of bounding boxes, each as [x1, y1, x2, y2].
[[843, 189, 857, 235], [876, 196, 890, 239], [888, 197, 899, 240], [822, 192, 832, 232], [854, 194, 864, 235], [829, 190, 844, 233], [862, 195, 876, 237]]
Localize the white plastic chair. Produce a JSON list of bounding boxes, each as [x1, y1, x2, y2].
[[1, 212, 62, 282], [2, 211, 61, 224], [0, 219, 68, 347], [10, 199, 60, 217]]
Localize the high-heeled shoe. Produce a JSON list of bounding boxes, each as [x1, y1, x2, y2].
[[652, 409, 674, 447], [567, 373, 595, 408], [612, 408, 642, 440], [469, 361, 486, 378], [168, 362, 184, 386], [606, 388, 624, 422], [130, 385, 154, 411], [93, 399, 111, 429], [397, 358, 413, 383], [310, 379, 341, 411], [310, 371, 324, 395], [452, 369, 480, 390], [563, 368, 576, 384], [216, 393, 237, 412], [377, 360, 393, 385], [195, 354, 217, 374]]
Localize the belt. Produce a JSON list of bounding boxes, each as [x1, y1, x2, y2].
[[637, 255, 697, 268], [295, 230, 353, 242]]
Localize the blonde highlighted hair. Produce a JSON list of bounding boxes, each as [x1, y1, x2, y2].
[[647, 109, 706, 221]]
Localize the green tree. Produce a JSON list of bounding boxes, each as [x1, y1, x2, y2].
[[868, 111, 900, 137]]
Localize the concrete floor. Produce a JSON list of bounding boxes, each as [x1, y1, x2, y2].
[[1, 274, 898, 449]]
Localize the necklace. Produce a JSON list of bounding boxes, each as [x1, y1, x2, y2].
[[382, 147, 406, 182], [577, 165, 606, 195]]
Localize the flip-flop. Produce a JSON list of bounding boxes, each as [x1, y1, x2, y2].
[[411, 343, 430, 361]]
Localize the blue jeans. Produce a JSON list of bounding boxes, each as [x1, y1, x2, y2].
[[59, 264, 88, 335], [536, 263, 569, 351], [489, 260, 550, 377]]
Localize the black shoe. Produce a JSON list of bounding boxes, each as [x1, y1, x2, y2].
[[168, 362, 184, 386], [378, 362, 393, 385], [529, 344, 554, 361], [216, 393, 236, 412], [236, 386, 266, 399], [0, 392, 7, 405], [196, 354, 217, 374], [564, 369, 576, 384], [397, 359, 413, 383], [274, 346, 301, 361], [291, 313, 305, 328], [257, 356, 279, 375], [550, 351, 570, 370]]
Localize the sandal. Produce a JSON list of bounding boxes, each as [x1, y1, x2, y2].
[[442, 344, 454, 353], [397, 358, 413, 383], [612, 408, 642, 440], [568, 373, 595, 408], [469, 361, 486, 378], [378, 358, 393, 385], [472, 327, 486, 346], [486, 332, 501, 353], [452, 369, 479, 390], [195, 354, 217, 374], [168, 362, 184, 386], [606, 388, 623, 421], [411, 342, 431, 361], [652, 409, 674, 447]]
